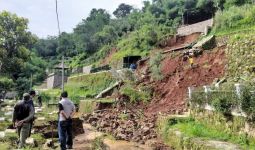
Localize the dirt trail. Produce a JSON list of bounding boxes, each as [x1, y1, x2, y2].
[[73, 123, 158, 150], [73, 123, 103, 150]]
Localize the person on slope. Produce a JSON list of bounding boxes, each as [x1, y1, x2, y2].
[[58, 91, 75, 150], [38, 95, 42, 108], [12, 93, 35, 149]]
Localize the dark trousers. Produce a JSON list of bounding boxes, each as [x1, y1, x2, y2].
[[58, 119, 73, 150]]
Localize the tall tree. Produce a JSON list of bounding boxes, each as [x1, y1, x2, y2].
[[0, 11, 36, 79], [74, 9, 110, 53], [113, 3, 133, 18]]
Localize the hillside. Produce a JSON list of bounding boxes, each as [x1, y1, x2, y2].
[[1, 0, 255, 149]]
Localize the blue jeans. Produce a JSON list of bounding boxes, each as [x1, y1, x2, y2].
[[58, 119, 73, 150]]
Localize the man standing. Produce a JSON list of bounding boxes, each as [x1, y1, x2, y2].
[[12, 93, 35, 149], [58, 91, 75, 150], [28, 90, 36, 137], [38, 95, 42, 108], [28, 90, 36, 108]]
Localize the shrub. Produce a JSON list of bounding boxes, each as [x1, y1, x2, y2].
[[190, 89, 207, 107], [40, 92, 51, 104], [226, 32, 255, 81], [212, 93, 233, 115], [240, 86, 255, 121], [120, 84, 151, 103], [214, 5, 255, 32], [149, 52, 163, 81]]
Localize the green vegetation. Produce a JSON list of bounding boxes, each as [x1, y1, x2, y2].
[[67, 72, 116, 101], [41, 71, 116, 104], [191, 84, 254, 117], [149, 52, 163, 81], [0, 143, 9, 150], [79, 100, 95, 114], [33, 0, 252, 68], [91, 137, 106, 150], [0, 11, 47, 96], [31, 133, 46, 146], [241, 86, 255, 121], [226, 32, 255, 81], [214, 5, 255, 35], [158, 116, 255, 149], [120, 83, 151, 103]]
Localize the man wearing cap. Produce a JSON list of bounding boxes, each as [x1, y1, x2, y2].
[[58, 91, 75, 150], [12, 93, 35, 148]]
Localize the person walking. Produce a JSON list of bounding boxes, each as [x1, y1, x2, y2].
[[12, 93, 35, 149], [58, 91, 75, 150], [38, 95, 42, 108]]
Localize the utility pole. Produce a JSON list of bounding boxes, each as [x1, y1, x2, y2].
[[61, 56, 64, 92]]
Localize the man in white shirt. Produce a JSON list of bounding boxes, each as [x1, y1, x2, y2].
[[58, 91, 75, 150]]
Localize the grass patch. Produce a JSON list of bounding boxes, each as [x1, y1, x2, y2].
[[31, 133, 46, 146], [79, 100, 95, 114], [120, 83, 151, 103], [91, 137, 106, 150], [213, 5, 255, 35], [0, 142, 10, 150], [79, 99, 115, 114], [158, 117, 255, 149]]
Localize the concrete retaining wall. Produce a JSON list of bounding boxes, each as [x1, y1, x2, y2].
[[47, 73, 68, 89], [177, 19, 213, 36]]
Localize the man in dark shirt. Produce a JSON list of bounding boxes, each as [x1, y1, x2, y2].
[[38, 95, 42, 108], [12, 93, 35, 149]]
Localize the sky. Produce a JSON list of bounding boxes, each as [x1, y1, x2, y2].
[[0, 0, 145, 38]]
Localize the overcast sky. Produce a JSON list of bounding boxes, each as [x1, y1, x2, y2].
[[0, 0, 145, 38]]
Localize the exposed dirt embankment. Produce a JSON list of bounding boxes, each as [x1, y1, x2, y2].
[[33, 118, 84, 138], [144, 46, 226, 116]]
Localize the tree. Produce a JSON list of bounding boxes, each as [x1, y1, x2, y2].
[[113, 3, 133, 18], [0, 11, 36, 79], [57, 32, 76, 57], [33, 36, 58, 57], [74, 9, 110, 53], [224, 0, 251, 8]]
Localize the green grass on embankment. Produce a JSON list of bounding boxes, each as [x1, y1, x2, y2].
[[157, 117, 255, 149]]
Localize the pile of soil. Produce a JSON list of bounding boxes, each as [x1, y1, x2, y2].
[[161, 33, 201, 51], [84, 109, 158, 144], [144, 46, 226, 115], [33, 118, 84, 138]]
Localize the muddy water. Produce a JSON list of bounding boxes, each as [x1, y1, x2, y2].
[[74, 123, 154, 150]]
